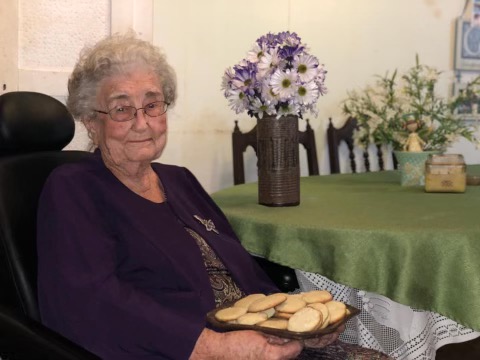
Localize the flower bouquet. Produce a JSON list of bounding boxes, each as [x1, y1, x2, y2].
[[221, 31, 327, 119], [221, 31, 327, 206]]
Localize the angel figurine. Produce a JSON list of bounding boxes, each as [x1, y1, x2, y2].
[[403, 120, 425, 152]]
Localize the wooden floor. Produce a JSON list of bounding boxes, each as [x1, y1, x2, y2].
[[435, 337, 480, 359]]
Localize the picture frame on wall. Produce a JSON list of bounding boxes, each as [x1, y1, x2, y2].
[[454, 18, 480, 71], [451, 79, 480, 122]]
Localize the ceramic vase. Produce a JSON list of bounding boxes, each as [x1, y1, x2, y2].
[[394, 150, 440, 186], [256, 115, 300, 206]]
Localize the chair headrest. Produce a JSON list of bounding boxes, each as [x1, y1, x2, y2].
[[0, 91, 75, 154]]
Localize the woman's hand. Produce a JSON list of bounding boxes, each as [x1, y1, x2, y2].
[[190, 328, 303, 360], [302, 324, 345, 349]]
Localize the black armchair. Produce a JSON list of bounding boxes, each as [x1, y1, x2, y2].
[[0, 91, 299, 360], [0, 91, 98, 359]]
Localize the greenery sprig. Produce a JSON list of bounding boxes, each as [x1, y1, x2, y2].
[[343, 55, 479, 151]]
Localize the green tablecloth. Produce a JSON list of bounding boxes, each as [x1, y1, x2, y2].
[[211, 167, 480, 331]]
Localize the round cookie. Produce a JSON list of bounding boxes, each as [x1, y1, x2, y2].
[[287, 307, 323, 332], [263, 307, 275, 319], [275, 311, 293, 319], [302, 290, 333, 304], [288, 293, 305, 299], [318, 313, 330, 329], [234, 293, 266, 309], [248, 293, 287, 312], [237, 312, 268, 325], [308, 302, 329, 326], [258, 318, 289, 330], [274, 296, 306, 313], [325, 301, 346, 323], [215, 306, 247, 322]]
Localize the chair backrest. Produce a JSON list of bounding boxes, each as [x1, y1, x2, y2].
[[327, 117, 398, 174], [232, 118, 319, 185], [0, 91, 98, 359]]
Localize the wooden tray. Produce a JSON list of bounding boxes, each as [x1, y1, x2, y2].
[[206, 302, 360, 340]]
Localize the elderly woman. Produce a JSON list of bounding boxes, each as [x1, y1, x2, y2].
[[37, 34, 391, 360]]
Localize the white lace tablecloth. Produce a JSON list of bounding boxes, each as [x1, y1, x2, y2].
[[297, 271, 480, 360]]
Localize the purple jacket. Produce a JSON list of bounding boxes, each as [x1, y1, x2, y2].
[[37, 151, 277, 360]]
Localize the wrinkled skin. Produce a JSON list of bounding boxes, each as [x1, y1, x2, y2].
[[190, 324, 345, 359]]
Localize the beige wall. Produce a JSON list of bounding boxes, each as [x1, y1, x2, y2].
[[153, 0, 479, 191], [3, 0, 478, 193]]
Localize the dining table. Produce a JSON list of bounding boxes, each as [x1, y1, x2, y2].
[[211, 167, 480, 360]]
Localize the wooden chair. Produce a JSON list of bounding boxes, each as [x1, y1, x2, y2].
[[231, 118, 318, 293], [327, 117, 398, 174], [232, 119, 319, 185]]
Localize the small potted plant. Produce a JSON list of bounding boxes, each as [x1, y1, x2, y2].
[[342, 55, 479, 186]]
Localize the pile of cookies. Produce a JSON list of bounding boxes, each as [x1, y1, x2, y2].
[[214, 290, 349, 333]]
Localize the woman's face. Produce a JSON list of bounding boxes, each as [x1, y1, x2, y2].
[[88, 68, 168, 170]]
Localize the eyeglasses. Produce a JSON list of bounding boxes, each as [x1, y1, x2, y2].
[[94, 101, 169, 122]]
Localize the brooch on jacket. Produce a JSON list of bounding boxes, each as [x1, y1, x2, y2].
[[193, 215, 219, 234]]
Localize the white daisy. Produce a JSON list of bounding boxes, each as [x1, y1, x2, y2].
[[228, 90, 248, 114], [231, 66, 256, 93], [221, 67, 235, 96], [246, 43, 267, 63], [316, 64, 327, 83], [316, 79, 328, 96], [296, 81, 319, 105], [294, 54, 319, 83], [276, 101, 300, 118], [260, 82, 280, 109], [270, 69, 297, 100], [257, 48, 280, 78], [249, 97, 276, 119]]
